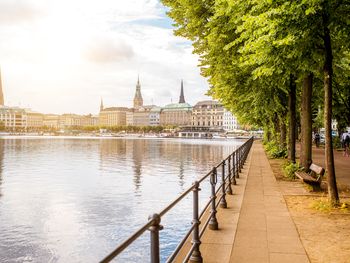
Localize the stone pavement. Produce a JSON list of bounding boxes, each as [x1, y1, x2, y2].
[[196, 141, 310, 263]]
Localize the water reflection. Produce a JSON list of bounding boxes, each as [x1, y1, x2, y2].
[[0, 140, 4, 197], [0, 137, 242, 262]]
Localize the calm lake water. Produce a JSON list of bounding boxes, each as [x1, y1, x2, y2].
[[0, 137, 243, 262]]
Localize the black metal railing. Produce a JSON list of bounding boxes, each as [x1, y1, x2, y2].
[[100, 137, 254, 263]]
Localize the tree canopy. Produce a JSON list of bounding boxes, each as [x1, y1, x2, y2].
[[162, 0, 350, 205]]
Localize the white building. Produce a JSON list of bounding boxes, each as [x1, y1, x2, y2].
[[0, 106, 27, 129], [223, 109, 240, 131], [0, 106, 46, 130], [191, 100, 223, 128], [149, 107, 161, 126]]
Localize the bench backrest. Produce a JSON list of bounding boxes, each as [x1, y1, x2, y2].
[[310, 163, 325, 176]]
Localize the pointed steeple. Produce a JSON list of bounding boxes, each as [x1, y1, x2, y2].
[[133, 75, 143, 108], [179, 79, 185, 103], [100, 98, 104, 112], [0, 67, 4, 106]]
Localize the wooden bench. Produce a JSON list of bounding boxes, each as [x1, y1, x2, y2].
[[295, 163, 325, 190]]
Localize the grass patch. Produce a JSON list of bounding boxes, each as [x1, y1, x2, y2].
[[311, 198, 350, 213]]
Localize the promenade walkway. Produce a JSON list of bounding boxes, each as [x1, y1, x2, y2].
[[198, 141, 309, 263]]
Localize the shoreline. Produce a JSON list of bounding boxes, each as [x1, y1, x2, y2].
[[0, 134, 251, 140], [0, 132, 252, 140]]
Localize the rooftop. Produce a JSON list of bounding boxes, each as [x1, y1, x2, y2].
[[162, 102, 192, 111], [194, 100, 222, 108], [102, 107, 130, 112]]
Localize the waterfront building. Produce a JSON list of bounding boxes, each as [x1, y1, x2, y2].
[[133, 76, 143, 109], [223, 109, 240, 131], [191, 100, 224, 128], [179, 80, 185, 103], [160, 81, 192, 126], [59, 114, 81, 128], [59, 114, 98, 128], [0, 106, 47, 130], [127, 105, 161, 126], [0, 68, 4, 106], [0, 106, 26, 129], [127, 77, 162, 127], [99, 107, 129, 127], [149, 106, 161, 126], [26, 110, 44, 129], [43, 114, 60, 129], [89, 114, 99, 126], [126, 110, 134, 126], [133, 106, 155, 126]]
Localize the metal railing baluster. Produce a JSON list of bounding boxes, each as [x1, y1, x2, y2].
[[227, 156, 233, 194], [189, 181, 202, 263], [232, 153, 237, 185], [219, 161, 227, 208], [148, 213, 163, 263], [209, 168, 219, 230]]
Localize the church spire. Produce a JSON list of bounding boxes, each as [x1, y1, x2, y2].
[[179, 79, 185, 103], [100, 97, 104, 112], [133, 75, 143, 109], [0, 67, 4, 106]]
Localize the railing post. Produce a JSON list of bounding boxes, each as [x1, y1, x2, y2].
[[226, 156, 233, 194], [231, 153, 236, 185], [209, 168, 219, 230], [235, 149, 239, 178], [148, 213, 163, 263], [189, 181, 203, 263], [219, 161, 227, 208], [239, 147, 242, 173]]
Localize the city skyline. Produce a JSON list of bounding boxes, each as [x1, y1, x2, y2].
[[0, 0, 211, 115]]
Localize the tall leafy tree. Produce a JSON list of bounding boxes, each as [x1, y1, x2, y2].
[[163, 0, 350, 205]]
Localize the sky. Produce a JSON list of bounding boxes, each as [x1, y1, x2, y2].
[[0, 0, 211, 115]]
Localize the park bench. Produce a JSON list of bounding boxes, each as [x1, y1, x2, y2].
[[295, 163, 325, 191]]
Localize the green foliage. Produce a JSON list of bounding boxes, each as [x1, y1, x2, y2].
[[283, 161, 300, 180], [162, 0, 350, 207], [332, 136, 342, 149], [263, 141, 287, 159], [313, 108, 324, 131], [162, 0, 350, 131]]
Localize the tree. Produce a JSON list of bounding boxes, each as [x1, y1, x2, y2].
[[162, 0, 350, 205]]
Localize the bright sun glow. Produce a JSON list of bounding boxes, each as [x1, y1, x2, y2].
[[0, 0, 209, 114]]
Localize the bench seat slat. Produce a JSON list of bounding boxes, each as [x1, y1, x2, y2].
[[295, 171, 319, 183]]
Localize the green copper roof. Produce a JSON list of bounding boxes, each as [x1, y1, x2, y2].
[[162, 102, 192, 111]]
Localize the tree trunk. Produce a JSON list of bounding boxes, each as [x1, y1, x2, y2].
[[266, 129, 271, 141], [323, 12, 339, 205], [288, 75, 296, 163], [273, 114, 280, 143], [300, 74, 313, 170], [280, 117, 287, 149]]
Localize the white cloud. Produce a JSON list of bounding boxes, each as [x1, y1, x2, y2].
[[0, 0, 211, 114], [0, 0, 46, 25], [84, 37, 134, 63]]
